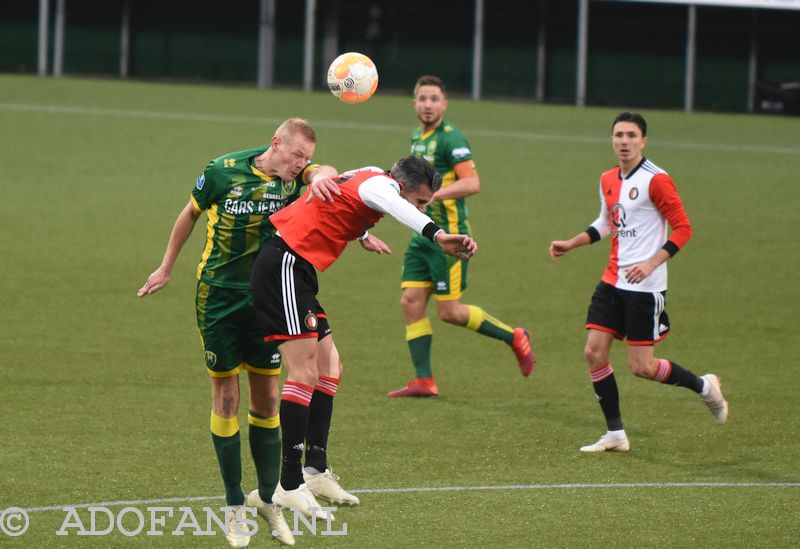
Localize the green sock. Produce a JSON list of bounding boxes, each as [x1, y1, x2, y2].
[[210, 412, 244, 506], [406, 318, 433, 379], [248, 412, 281, 503], [466, 305, 514, 344]]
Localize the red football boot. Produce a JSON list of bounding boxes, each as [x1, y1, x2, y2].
[[511, 328, 536, 377], [387, 377, 439, 397]]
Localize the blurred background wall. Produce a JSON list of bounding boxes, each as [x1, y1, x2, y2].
[[1, 0, 798, 114]]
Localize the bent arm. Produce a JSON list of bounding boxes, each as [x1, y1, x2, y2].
[[358, 176, 437, 235], [431, 161, 480, 201]]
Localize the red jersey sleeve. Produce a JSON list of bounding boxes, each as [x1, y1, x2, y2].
[[649, 173, 693, 252]]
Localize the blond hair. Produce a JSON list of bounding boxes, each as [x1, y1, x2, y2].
[[275, 117, 316, 143]]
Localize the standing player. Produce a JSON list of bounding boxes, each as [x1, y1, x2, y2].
[[250, 156, 476, 514], [388, 75, 535, 398], [138, 118, 371, 547], [548, 111, 728, 453]]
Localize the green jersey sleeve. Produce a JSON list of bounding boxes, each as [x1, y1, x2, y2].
[[191, 160, 228, 211], [441, 128, 474, 167]]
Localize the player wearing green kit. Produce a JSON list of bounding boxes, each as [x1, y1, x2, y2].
[[138, 118, 347, 548], [388, 76, 537, 398]]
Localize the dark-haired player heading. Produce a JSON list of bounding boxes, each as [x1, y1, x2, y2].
[[250, 156, 476, 514], [549, 111, 728, 453]]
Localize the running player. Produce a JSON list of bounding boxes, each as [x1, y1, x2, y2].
[[549, 111, 728, 453], [388, 75, 535, 399]]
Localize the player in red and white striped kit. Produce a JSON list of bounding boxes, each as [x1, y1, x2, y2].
[[549, 112, 728, 453]]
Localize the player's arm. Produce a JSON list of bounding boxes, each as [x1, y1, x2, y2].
[[549, 180, 609, 261], [303, 164, 342, 203], [624, 174, 693, 284], [431, 160, 480, 201], [137, 200, 202, 297], [359, 177, 476, 259]]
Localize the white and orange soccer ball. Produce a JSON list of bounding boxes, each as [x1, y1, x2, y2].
[[326, 52, 378, 104]]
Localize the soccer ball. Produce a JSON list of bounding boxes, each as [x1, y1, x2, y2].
[[327, 52, 378, 104]]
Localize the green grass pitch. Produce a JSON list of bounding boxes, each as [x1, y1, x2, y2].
[[1, 74, 798, 547]]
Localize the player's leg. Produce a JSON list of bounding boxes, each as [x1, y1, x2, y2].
[[304, 317, 339, 475], [198, 282, 249, 508], [273, 337, 329, 519], [625, 290, 727, 423], [244, 365, 294, 546], [433, 254, 536, 376], [250, 240, 328, 519], [391, 236, 439, 397], [303, 329, 359, 506], [580, 282, 629, 452], [209, 374, 246, 504]]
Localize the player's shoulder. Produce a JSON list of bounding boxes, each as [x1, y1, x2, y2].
[[206, 146, 266, 174], [439, 119, 464, 137], [342, 166, 389, 181], [641, 158, 668, 176], [600, 165, 620, 180]]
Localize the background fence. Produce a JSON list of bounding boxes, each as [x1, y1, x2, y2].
[[1, 0, 798, 113]]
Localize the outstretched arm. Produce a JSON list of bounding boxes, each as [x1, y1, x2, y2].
[[434, 232, 477, 260], [137, 201, 202, 296]]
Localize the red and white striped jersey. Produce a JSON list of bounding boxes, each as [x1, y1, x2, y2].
[[590, 158, 692, 292]]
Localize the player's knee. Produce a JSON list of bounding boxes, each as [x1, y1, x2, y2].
[[400, 292, 419, 312], [628, 357, 653, 378], [437, 307, 461, 324], [256, 393, 279, 417], [583, 345, 607, 369], [215, 392, 238, 417]]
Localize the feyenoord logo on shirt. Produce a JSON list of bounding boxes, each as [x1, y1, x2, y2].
[[304, 312, 318, 330], [629, 187, 639, 200]]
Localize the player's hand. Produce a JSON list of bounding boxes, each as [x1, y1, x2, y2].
[[436, 233, 477, 260], [549, 240, 571, 262], [305, 176, 341, 203], [137, 267, 170, 297], [624, 262, 655, 284], [359, 234, 392, 255]]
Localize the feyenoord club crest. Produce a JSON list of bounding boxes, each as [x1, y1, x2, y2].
[[629, 187, 639, 200], [304, 312, 318, 330]]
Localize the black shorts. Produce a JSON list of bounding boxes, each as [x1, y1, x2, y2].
[[585, 281, 670, 345], [251, 237, 332, 343]]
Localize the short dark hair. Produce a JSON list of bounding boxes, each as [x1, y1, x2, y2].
[[413, 75, 446, 98], [389, 156, 441, 193], [612, 112, 647, 137]]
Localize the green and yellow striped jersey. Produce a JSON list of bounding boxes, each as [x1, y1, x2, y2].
[[191, 146, 316, 289], [410, 118, 474, 236]]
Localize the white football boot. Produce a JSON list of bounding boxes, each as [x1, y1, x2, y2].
[[272, 483, 331, 521], [224, 506, 251, 548], [700, 374, 729, 424], [246, 489, 295, 546], [303, 467, 360, 506], [580, 430, 630, 453]]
